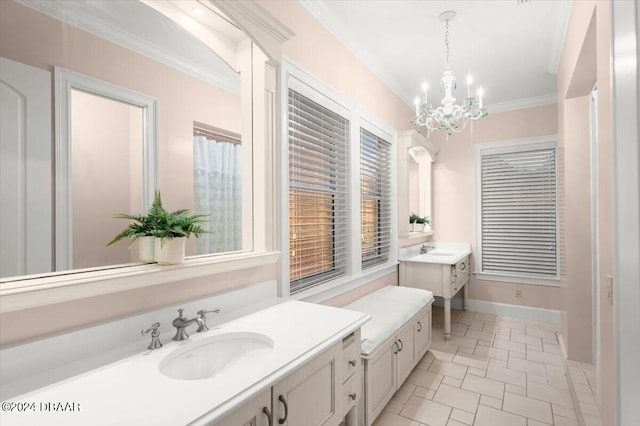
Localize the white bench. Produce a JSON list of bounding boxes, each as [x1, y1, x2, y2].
[[345, 286, 434, 426]]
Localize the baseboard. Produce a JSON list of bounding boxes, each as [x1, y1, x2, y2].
[[559, 334, 587, 426], [432, 296, 561, 325]]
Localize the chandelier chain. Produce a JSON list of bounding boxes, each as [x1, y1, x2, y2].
[[445, 19, 450, 67]]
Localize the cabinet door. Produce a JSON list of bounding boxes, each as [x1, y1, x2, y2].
[[395, 323, 416, 386], [365, 344, 396, 425], [414, 307, 431, 361], [272, 342, 341, 426], [213, 389, 271, 426]]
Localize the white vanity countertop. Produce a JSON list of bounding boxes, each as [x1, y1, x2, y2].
[[399, 242, 471, 265], [1, 301, 370, 426]]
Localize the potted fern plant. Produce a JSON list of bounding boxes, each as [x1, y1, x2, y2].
[[107, 192, 165, 263], [152, 195, 208, 265], [415, 215, 431, 232], [409, 212, 420, 232]]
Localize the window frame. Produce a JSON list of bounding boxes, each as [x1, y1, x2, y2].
[[279, 60, 398, 302], [474, 135, 560, 287], [360, 126, 393, 270]]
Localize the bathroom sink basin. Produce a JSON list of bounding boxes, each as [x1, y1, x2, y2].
[[159, 332, 274, 380], [426, 250, 456, 257]]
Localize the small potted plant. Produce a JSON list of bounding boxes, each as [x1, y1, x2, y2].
[[152, 194, 208, 265], [409, 212, 420, 232], [107, 192, 165, 263], [415, 215, 431, 232]]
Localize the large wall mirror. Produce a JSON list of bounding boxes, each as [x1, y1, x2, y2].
[[0, 0, 253, 280]]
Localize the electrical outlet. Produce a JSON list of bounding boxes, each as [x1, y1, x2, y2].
[[515, 289, 523, 298], [606, 275, 613, 305]]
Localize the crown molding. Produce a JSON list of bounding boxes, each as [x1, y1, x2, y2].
[[212, 0, 294, 44], [212, 0, 294, 63], [486, 93, 557, 113], [298, 0, 412, 110], [15, 0, 240, 95], [547, 0, 574, 75]]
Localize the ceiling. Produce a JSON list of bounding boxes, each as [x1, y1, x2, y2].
[[298, 0, 573, 112]]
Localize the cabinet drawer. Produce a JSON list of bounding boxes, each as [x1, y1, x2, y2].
[[341, 331, 360, 383], [342, 373, 360, 413]]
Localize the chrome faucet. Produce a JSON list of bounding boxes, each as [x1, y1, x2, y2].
[[171, 309, 204, 341], [420, 244, 430, 254], [196, 309, 221, 332]]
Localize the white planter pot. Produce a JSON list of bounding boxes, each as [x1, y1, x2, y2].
[[415, 223, 425, 232], [138, 236, 155, 263], [155, 237, 185, 265], [409, 223, 415, 232]]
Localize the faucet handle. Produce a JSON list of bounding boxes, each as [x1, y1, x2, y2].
[[197, 308, 221, 316], [141, 322, 161, 335], [196, 308, 221, 332], [141, 322, 163, 350], [176, 308, 184, 317]]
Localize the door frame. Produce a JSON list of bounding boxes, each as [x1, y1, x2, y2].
[[53, 67, 158, 271]]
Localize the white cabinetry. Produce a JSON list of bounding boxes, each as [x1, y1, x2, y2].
[[400, 255, 470, 341], [364, 305, 432, 425], [216, 330, 362, 426]]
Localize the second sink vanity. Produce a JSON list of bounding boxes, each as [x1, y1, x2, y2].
[[1, 301, 370, 426], [399, 243, 472, 341]]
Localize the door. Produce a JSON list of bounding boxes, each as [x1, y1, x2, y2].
[[0, 57, 52, 278], [272, 343, 340, 426]]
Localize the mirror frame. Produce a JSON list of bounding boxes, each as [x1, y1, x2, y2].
[[0, 0, 293, 314], [54, 66, 158, 271]]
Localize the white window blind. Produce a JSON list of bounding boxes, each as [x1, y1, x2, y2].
[[479, 145, 558, 279], [288, 89, 349, 293], [360, 128, 392, 269]]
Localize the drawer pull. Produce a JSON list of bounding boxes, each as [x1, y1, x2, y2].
[[460, 262, 466, 271], [278, 395, 288, 424], [348, 359, 357, 367], [397, 339, 404, 352], [417, 321, 422, 332], [349, 392, 357, 401], [393, 341, 400, 354], [263, 407, 273, 426]]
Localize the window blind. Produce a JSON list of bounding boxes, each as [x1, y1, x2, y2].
[[288, 89, 349, 293], [360, 128, 392, 269], [480, 147, 557, 278]]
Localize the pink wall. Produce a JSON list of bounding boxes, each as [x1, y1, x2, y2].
[[72, 91, 142, 268], [557, 0, 614, 422], [429, 104, 562, 311], [259, 0, 415, 133]]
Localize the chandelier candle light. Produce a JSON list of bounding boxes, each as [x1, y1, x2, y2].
[[413, 11, 488, 137]]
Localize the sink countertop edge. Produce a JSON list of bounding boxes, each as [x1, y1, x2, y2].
[[400, 249, 472, 265]]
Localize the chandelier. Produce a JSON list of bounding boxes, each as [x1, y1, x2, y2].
[[412, 11, 488, 136]]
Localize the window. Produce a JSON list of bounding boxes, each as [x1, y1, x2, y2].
[[360, 128, 392, 268], [475, 137, 559, 285], [288, 89, 349, 294]]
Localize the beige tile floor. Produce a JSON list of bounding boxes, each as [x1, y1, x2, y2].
[[372, 306, 593, 426]]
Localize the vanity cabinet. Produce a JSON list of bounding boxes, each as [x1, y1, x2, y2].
[[364, 305, 432, 424], [400, 255, 470, 341], [273, 330, 361, 426], [215, 330, 361, 426]]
